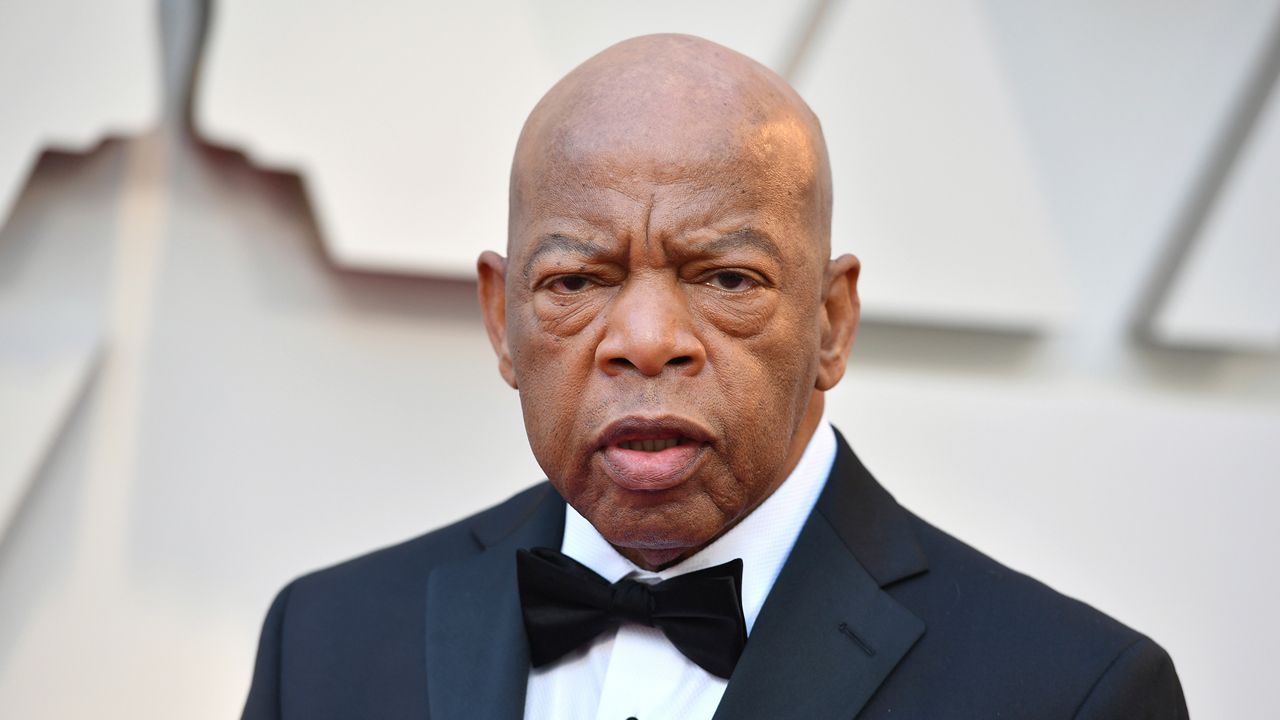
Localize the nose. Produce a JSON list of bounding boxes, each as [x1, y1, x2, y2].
[[595, 274, 706, 377]]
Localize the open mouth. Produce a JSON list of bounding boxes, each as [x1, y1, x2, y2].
[[616, 437, 691, 452], [595, 417, 712, 492]]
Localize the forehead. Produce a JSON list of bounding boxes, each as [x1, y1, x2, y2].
[[510, 112, 821, 255]]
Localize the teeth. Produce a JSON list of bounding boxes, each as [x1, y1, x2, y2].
[[619, 438, 683, 452]]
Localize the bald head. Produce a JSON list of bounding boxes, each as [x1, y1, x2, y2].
[[509, 34, 832, 261]]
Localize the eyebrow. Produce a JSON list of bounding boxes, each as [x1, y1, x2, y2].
[[520, 227, 784, 279], [685, 228, 784, 265], [522, 233, 611, 279]]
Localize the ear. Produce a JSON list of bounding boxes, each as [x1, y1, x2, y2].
[[815, 253, 860, 391], [477, 251, 518, 389]]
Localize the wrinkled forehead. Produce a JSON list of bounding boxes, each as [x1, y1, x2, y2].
[[509, 98, 826, 258]]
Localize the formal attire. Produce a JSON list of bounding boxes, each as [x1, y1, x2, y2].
[[524, 419, 835, 719], [241, 427, 1189, 719]]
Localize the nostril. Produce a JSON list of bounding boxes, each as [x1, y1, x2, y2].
[[668, 356, 692, 366], [609, 358, 635, 369]]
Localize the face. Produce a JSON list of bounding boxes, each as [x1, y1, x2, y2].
[[479, 96, 859, 569]]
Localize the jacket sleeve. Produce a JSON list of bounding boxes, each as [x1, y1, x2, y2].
[[241, 582, 295, 720], [1073, 636, 1189, 720]]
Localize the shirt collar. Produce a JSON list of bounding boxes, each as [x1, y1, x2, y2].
[[560, 411, 837, 633]]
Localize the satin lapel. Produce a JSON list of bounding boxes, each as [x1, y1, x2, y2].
[[425, 486, 565, 720], [713, 433, 928, 719]]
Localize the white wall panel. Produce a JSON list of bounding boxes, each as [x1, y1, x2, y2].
[[196, 1, 805, 275], [0, 330, 98, 540], [0, 1, 159, 225], [0, 139, 132, 543], [1152, 72, 1280, 350], [799, 1, 1070, 331], [978, 0, 1280, 358]]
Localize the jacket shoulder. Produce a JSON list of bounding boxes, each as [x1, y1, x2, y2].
[[244, 482, 552, 719], [906, 513, 1142, 644], [875, 511, 1185, 717]]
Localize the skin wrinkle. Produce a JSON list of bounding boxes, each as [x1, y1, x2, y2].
[[478, 33, 859, 570], [522, 234, 606, 281]]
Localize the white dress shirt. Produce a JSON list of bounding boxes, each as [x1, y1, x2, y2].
[[523, 416, 837, 720]]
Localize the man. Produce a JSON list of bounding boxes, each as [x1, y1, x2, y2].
[[242, 34, 1188, 719]]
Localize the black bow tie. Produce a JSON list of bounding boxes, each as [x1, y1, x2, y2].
[[516, 547, 748, 679]]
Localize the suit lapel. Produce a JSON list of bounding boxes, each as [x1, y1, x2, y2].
[[425, 485, 565, 720], [713, 432, 929, 719]]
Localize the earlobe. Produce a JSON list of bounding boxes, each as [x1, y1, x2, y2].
[[815, 254, 860, 391], [476, 251, 518, 389]]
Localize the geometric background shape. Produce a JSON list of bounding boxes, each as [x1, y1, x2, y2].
[[798, 0, 1071, 331], [0, 331, 99, 541], [0, 0, 159, 225], [0, 137, 131, 543], [1151, 60, 1280, 350]]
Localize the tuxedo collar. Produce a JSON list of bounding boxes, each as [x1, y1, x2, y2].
[[711, 429, 928, 718], [816, 430, 930, 588], [424, 429, 929, 719]]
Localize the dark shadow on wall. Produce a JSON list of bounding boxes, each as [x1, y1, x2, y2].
[[181, 0, 493, 325], [189, 142, 483, 324], [0, 143, 128, 285]]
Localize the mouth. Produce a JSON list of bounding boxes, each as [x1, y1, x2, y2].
[[615, 437, 691, 452], [595, 416, 713, 492]]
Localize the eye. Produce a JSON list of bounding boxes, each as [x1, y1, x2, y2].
[[547, 274, 595, 294], [705, 271, 758, 292]]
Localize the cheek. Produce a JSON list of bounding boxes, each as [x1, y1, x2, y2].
[[511, 290, 602, 388], [688, 290, 776, 338], [532, 290, 612, 337], [509, 304, 604, 476], [699, 297, 821, 484], [692, 288, 817, 388], [709, 338, 811, 444]]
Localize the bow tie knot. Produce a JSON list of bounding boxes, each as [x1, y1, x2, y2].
[[517, 547, 748, 679], [609, 579, 655, 626]]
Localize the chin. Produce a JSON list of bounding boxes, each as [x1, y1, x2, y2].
[[606, 513, 720, 554], [568, 474, 734, 554], [601, 527, 707, 570], [630, 546, 691, 570]]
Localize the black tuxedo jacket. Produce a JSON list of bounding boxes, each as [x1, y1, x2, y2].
[[242, 432, 1188, 719]]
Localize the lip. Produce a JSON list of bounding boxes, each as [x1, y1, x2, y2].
[[594, 415, 714, 492]]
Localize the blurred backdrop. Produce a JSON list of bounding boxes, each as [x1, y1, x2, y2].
[[1, 1, 1278, 717]]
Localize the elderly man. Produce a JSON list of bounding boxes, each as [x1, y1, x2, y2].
[[242, 35, 1187, 719]]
